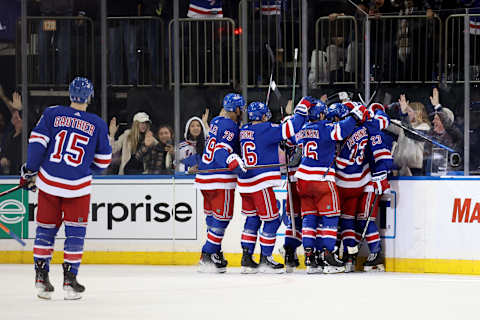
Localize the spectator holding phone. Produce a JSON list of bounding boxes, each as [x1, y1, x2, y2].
[[136, 124, 175, 174]]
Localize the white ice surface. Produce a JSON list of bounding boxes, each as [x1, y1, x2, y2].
[[1, 265, 480, 320]]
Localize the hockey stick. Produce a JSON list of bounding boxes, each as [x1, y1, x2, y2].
[[192, 163, 287, 174], [291, 48, 298, 105], [347, 193, 380, 257], [0, 221, 26, 246], [285, 48, 299, 236], [326, 91, 354, 105], [0, 185, 22, 199], [265, 43, 276, 107], [390, 121, 456, 153], [358, 89, 377, 107]]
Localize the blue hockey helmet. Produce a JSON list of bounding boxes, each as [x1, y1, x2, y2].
[[308, 100, 327, 121], [247, 101, 271, 121], [69, 77, 94, 104], [327, 102, 350, 121], [223, 93, 245, 112]]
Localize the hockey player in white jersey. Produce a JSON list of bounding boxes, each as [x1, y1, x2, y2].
[[20, 77, 112, 300]]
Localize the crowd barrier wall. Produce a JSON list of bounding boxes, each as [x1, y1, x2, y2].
[[0, 176, 479, 275]]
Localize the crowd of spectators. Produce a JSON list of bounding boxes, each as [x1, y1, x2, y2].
[[384, 87, 464, 176], [0, 86, 24, 175], [106, 107, 210, 175], [1, 1, 478, 176]]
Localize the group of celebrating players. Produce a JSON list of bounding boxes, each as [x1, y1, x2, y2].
[[194, 93, 393, 275], [20, 77, 393, 300]]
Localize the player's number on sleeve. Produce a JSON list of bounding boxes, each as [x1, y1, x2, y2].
[[202, 137, 217, 164], [370, 135, 382, 146], [50, 130, 90, 167], [243, 141, 257, 166]]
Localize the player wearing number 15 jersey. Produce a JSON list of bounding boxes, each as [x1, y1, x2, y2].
[[238, 98, 310, 274], [194, 93, 247, 273], [20, 77, 112, 300]]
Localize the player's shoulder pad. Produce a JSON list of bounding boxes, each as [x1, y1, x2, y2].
[[219, 117, 238, 130], [43, 105, 63, 115], [39, 105, 63, 122], [211, 116, 222, 125], [91, 114, 109, 132]]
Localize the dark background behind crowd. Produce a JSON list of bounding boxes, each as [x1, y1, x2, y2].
[[0, 0, 478, 175]]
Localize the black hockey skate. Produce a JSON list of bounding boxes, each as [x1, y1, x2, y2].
[[322, 248, 346, 274], [240, 248, 259, 274], [198, 251, 227, 273], [35, 259, 54, 300], [304, 248, 321, 274], [259, 255, 285, 274], [284, 246, 299, 273], [63, 263, 85, 300], [363, 252, 385, 272]]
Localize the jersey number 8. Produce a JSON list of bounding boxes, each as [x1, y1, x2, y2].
[[50, 130, 90, 167]]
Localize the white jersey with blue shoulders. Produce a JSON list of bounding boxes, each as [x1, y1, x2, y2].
[[27, 105, 112, 198]]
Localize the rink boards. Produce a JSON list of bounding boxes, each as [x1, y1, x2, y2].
[[0, 176, 480, 274]]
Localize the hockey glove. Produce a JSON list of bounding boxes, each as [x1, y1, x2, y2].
[[226, 153, 247, 173], [349, 103, 370, 123], [20, 163, 37, 191], [371, 171, 390, 195], [294, 96, 316, 116], [369, 103, 385, 114], [287, 146, 302, 168]]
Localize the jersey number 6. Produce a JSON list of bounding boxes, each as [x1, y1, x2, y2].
[[50, 130, 90, 167], [303, 141, 318, 160], [242, 141, 257, 166]]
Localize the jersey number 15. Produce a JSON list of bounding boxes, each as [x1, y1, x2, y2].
[[50, 130, 90, 167]]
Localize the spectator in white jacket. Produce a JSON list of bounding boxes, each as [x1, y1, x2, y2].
[[177, 110, 209, 172]]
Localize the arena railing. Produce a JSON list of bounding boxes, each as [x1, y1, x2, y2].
[[369, 15, 442, 84], [238, 0, 302, 88], [168, 18, 236, 87], [15, 16, 95, 88], [445, 14, 480, 84], [312, 15, 358, 88], [106, 17, 166, 87]]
